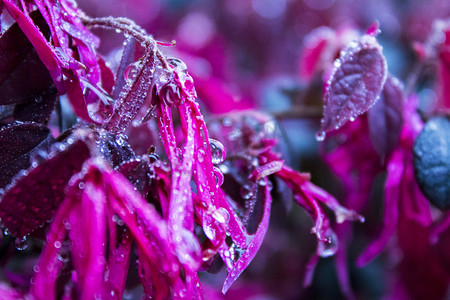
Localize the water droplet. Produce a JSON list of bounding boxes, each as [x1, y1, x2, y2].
[[160, 82, 182, 107], [110, 289, 119, 300], [167, 58, 188, 72], [222, 117, 232, 127], [212, 207, 230, 224], [213, 166, 224, 187], [15, 237, 28, 251], [240, 185, 254, 200], [33, 265, 40, 273], [198, 149, 205, 163], [124, 61, 141, 84], [334, 59, 341, 68], [202, 248, 216, 261], [209, 139, 226, 164], [318, 229, 338, 258], [54, 241, 62, 249], [349, 116, 356, 122], [78, 182, 85, 189], [81, 79, 114, 123], [257, 178, 267, 186], [31, 150, 48, 166], [315, 131, 326, 142]]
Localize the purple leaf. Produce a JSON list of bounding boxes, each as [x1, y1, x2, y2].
[[0, 10, 54, 107], [105, 50, 155, 133], [368, 75, 404, 156], [0, 122, 53, 188], [13, 86, 58, 123], [116, 156, 154, 194], [413, 116, 450, 210], [221, 179, 272, 294], [0, 138, 90, 237], [320, 35, 387, 135], [113, 37, 137, 100]]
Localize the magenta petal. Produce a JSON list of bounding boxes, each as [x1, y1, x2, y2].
[[68, 180, 107, 300], [320, 34, 387, 133], [368, 75, 404, 156], [31, 192, 75, 300], [299, 27, 334, 81], [357, 148, 404, 267], [222, 179, 272, 294]]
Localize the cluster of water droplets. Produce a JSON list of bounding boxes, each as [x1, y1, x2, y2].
[[208, 138, 226, 188]]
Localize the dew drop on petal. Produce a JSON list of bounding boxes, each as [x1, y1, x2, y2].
[[315, 131, 326, 142], [318, 229, 338, 258], [212, 207, 230, 224], [209, 138, 226, 164], [15, 237, 28, 251], [213, 166, 224, 187]]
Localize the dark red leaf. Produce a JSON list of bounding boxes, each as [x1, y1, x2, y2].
[[13, 86, 58, 123], [0, 122, 53, 188], [368, 75, 404, 156], [320, 35, 387, 134], [0, 139, 91, 237], [413, 116, 450, 210], [0, 10, 53, 106]]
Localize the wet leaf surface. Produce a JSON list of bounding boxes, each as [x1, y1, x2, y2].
[[320, 35, 387, 133], [0, 139, 91, 237], [0, 122, 53, 188]]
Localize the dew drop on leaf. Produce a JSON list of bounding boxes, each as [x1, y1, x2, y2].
[[209, 138, 226, 164], [124, 61, 141, 84], [15, 236, 28, 251]]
